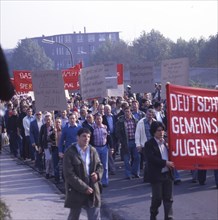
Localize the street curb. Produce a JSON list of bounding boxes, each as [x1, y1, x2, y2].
[[2, 146, 120, 219]]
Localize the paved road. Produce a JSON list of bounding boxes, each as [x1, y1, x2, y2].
[[101, 159, 218, 220], [1, 146, 217, 220]]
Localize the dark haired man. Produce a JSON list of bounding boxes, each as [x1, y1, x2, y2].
[[144, 121, 174, 220], [63, 128, 103, 220], [93, 113, 109, 187], [58, 113, 82, 158], [116, 106, 139, 179], [22, 108, 34, 161]]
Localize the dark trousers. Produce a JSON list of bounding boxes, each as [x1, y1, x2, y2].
[[52, 147, 60, 181], [9, 131, 19, 156], [35, 151, 43, 171], [67, 206, 101, 220], [24, 136, 31, 159], [150, 173, 173, 220], [198, 170, 207, 184], [143, 160, 149, 182]]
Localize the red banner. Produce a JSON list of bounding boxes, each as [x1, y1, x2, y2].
[[13, 70, 33, 92], [166, 84, 218, 170], [117, 64, 123, 85], [62, 65, 80, 90]]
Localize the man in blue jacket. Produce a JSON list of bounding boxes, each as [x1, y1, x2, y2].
[[58, 112, 82, 158], [30, 111, 43, 171]]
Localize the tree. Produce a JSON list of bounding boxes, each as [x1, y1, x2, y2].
[[130, 29, 173, 66], [198, 34, 218, 67], [89, 40, 131, 67], [171, 37, 206, 67], [11, 39, 54, 71]]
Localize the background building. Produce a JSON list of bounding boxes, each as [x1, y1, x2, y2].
[[28, 29, 120, 69]]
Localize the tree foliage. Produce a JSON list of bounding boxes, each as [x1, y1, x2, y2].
[[89, 40, 130, 67], [11, 39, 54, 70], [90, 30, 217, 68], [198, 34, 218, 67], [130, 30, 173, 66]]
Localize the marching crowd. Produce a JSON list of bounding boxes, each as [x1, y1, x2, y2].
[[0, 84, 218, 220]]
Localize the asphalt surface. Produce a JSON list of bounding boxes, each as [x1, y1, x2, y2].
[[101, 159, 218, 220], [1, 146, 218, 220], [0, 147, 90, 220]]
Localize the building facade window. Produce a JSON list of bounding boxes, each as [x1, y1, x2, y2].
[[60, 35, 63, 43], [52, 49, 55, 55], [77, 35, 83, 42], [99, 33, 106, 42], [109, 33, 117, 41], [59, 47, 62, 55], [89, 45, 95, 53], [77, 46, 83, 54], [88, 34, 95, 42], [65, 35, 72, 43]]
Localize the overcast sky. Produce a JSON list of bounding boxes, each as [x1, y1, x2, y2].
[[1, 0, 217, 49]]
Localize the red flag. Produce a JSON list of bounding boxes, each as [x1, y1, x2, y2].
[[13, 70, 33, 92], [166, 84, 218, 170], [117, 64, 123, 85]]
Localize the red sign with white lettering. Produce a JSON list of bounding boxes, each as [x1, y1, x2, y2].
[[13, 70, 33, 92], [166, 84, 218, 169], [117, 64, 123, 85], [62, 63, 82, 90]]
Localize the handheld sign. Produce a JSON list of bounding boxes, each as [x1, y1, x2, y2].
[[31, 70, 67, 112], [166, 84, 218, 170], [13, 70, 33, 92], [130, 62, 154, 93], [162, 57, 189, 99], [80, 65, 107, 100]]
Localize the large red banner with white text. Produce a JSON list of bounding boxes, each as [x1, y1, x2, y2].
[[166, 84, 218, 170], [13, 63, 82, 92], [13, 70, 33, 92]]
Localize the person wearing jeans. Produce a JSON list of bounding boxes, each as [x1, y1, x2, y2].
[[116, 106, 139, 179], [93, 113, 109, 187], [63, 128, 103, 220], [22, 107, 34, 161]]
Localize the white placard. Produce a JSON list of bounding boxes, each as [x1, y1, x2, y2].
[[130, 62, 154, 93], [161, 57, 189, 99], [31, 70, 67, 112], [104, 62, 118, 89], [80, 65, 107, 100], [107, 84, 124, 97]]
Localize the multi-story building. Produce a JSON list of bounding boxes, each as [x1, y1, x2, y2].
[[29, 29, 120, 69]]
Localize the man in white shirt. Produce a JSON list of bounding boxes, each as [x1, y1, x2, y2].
[[63, 128, 103, 220], [144, 121, 174, 220], [22, 108, 34, 161]]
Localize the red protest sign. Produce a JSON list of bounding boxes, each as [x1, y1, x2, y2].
[[13, 70, 33, 92], [62, 63, 82, 90], [117, 64, 123, 85], [166, 84, 218, 170]]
